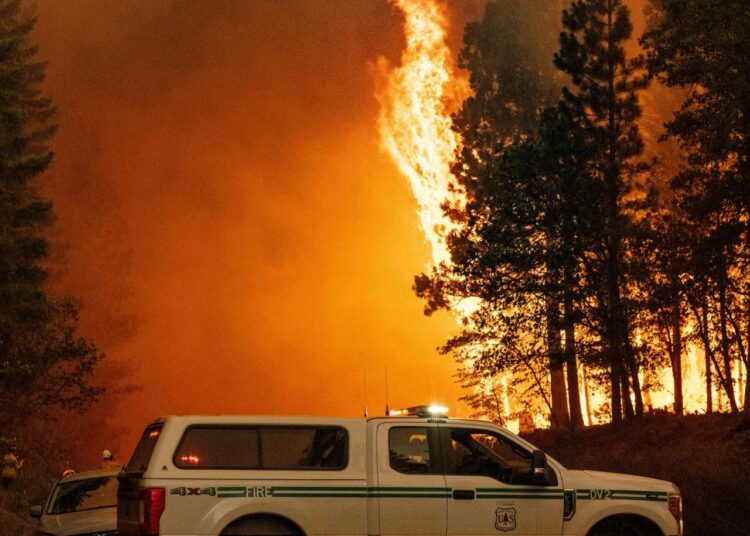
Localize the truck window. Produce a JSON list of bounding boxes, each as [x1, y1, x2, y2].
[[126, 424, 162, 473], [175, 427, 260, 468], [389, 427, 436, 474], [47, 476, 117, 515], [174, 426, 347, 469], [445, 428, 533, 483], [260, 427, 347, 469]]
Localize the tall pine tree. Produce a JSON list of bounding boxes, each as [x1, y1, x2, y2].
[[554, 0, 649, 423], [0, 0, 102, 429], [642, 0, 750, 411], [414, 0, 577, 427]]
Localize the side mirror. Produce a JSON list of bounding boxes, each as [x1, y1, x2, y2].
[[531, 449, 549, 484], [29, 505, 42, 518]]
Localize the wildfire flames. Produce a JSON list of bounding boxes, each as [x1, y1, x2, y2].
[[374, 0, 740, 427], [374, 0, 466, 268], [374, 0, 503, 422]]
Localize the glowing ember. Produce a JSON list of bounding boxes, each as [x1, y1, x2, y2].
[[374, 0, 467, 268]]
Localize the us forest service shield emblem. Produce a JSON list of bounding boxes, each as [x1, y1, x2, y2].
[[495, 507, 517, 532]]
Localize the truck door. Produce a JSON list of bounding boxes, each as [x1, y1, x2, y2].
[[439, 425, 563, 536], [376, 422, 448, 536]]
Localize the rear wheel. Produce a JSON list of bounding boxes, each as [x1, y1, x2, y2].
[[221, 514, 304, 536], [587, 515, 662, 536]]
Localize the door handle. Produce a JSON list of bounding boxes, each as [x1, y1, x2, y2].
[[452, 489, 475, 500]]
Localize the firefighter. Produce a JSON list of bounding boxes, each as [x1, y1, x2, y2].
[[100, 449, 118, 470], [1, 446, 23, 490]]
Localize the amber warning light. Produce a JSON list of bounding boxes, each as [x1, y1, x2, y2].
[[668, 494, 682, 528], [180, 455, 200, 465], [388, 405, 448, 417]]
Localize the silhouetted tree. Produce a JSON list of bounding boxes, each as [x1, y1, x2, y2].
[[414, 0, 580, 428], [553, 0, 650, 423], [0, 0, 102, 429], [643, 0, 750, 410]]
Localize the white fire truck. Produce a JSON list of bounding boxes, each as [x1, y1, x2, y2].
[[117, 407, 682, 536]]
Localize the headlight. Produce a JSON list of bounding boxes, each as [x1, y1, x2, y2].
[[668, 493, 682, 534]]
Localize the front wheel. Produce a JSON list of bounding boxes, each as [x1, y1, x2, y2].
[[587, 515, 662, 536]]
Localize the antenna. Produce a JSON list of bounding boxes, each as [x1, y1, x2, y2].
[[385, 366, 390, 415], [363, 369, 368, 418]]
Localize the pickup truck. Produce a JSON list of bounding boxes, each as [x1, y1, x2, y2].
[[117, 407, 681, 536]]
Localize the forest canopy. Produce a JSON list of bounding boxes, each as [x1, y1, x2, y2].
[[415, 0, 750, 428]]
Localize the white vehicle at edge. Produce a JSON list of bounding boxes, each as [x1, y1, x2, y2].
[[117, 407, 682, 536], [30, 468, 119, 536]]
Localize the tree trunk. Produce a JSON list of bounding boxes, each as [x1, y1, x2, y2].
[[692, 291, 733, 413], [717, 254, 739, 413], [582, 365, 593, 425], [705, 336, 713, 415], [611, 354, 622, 425], [621, 368, 634, 419], [744, 128, 750, 410], [738, 362, 745, 408], [671, 300, 684, 416], [745, 297, 750, 409], [563, 297, 584, 428], [623, 330, 644, 417], [547, 307, 570, 428], [604, 0, 629, 423]]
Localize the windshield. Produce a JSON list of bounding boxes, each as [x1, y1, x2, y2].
[[47, 476, 117, 515], [448, 428, 535, 483]]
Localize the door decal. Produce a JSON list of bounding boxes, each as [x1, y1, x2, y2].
[[494, 507, 516, 532]]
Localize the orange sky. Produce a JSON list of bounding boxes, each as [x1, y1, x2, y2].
[[33, 0, 485, 451]]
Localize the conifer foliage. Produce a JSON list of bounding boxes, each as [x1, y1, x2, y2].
[[642, 0, 750, 413], [0, 0, 101, 428], [415, 0, 750, 425], [413, 0, 573, 426], [553, 0, 650, 423]]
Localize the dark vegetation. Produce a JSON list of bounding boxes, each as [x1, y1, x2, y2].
[[0, 0, 102, 429], [0, 1, 104, 530], [525, 413, 750, 535], [0, 434, 76, 536]]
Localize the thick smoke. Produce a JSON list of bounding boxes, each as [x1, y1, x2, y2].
[[32, 0, 673, 459], [33, 0, 482, 455]]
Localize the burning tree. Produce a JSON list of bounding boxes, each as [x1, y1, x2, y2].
[[552, 0, 652, 423], [0, 0, 102, 432], [379, 0, 750, 424], [642, 0, 750, 412], [414, 0, 654, 426], [410, 0, 580, 428]]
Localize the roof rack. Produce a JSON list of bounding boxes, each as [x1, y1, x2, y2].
[[387, 405, 448, 418]]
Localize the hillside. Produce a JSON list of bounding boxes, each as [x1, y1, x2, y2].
[[524, 412, 750, 536]]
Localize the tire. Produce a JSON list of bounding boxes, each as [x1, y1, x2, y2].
[[587, 515, 662, 536], [221, 514, 304, 536]]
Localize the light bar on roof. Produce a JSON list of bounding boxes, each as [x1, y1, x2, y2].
[[388, 405, 448, 417]]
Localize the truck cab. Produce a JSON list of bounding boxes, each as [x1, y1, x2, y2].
[[118, 408, 681, 536]]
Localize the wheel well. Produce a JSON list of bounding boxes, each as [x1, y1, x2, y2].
[[586, 514, 664, 536], [221, 513, 305, 536]]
